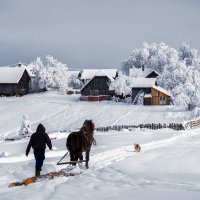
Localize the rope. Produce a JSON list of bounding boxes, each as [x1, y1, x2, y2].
[[57, 152, 69, 165]]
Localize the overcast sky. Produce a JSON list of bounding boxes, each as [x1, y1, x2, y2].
[[0, 0, 200, 69]]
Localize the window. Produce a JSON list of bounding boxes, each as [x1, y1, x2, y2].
[[160, 96, 166, 105]]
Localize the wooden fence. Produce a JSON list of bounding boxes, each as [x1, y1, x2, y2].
[[95, 123, 184, 132], [182, 118, 200, 130]]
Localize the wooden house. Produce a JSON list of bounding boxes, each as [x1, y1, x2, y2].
[[0, 65, 31, 96], [130, 78, 170, 105], [78, 68, 118, 84], [80, 71, 113, 101]]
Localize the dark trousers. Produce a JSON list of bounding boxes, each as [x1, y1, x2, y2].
[[34, 149, 45, 171]]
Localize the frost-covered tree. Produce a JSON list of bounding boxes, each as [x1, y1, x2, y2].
[[136, 92, 144, 105], [29, 57, 47, 90], [121, 42, 178, 75], [46, 55, 69, 92], [178, 43, 200, 68], [157, 60, 200, 108], [29, 56, 69, 92], [109, 73, 131, 97], [157, 60, 188, 91], [67, 73, 83, 89]]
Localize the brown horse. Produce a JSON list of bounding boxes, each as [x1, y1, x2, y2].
[[66, 120, 95, 168]]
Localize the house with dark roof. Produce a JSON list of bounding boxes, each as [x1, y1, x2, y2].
[[80, 70, 114, 101], [130, 78, 170, 105], [0, 65, 31, 96]]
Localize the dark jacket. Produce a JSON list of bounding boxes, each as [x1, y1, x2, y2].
[[26, 124, 52, 156]]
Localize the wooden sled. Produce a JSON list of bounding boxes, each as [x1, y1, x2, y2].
[[57, 160, 86, 165], [57, 152, 86, 165]]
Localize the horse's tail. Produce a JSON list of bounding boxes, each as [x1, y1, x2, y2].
[[66, 133, 72, 151]]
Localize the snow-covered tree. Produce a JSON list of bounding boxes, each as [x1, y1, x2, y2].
[[157, 60, 200, 108], [121, 42, 178, 75], [67, 73, 83, 89], [46, 55, 69, 92], [19, 114, 32, 137], [109, 73, 131, 97], [29, 56, 69, 93], [178, 43, 200, 68], [30, 57, 47, 90], [136, 92, 144, 105]]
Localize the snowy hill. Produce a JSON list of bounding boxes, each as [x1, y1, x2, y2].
[[0, 92, 199, 200]]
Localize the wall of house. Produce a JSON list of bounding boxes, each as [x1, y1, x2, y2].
[[17, 70, 30, 95], [0, 84, 18, 95], [81, 76, 110, 96], [151, 88, 170, 105]]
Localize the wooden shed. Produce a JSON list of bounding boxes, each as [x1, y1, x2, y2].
[[80, 71, 113, 101], [130, 78, 170, 105], [0, 66, 31, 96]]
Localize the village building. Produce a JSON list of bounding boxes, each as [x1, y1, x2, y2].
[[130, 78, 170, 105], [0, 65, 31, 96], [80, 70, 114, 101]]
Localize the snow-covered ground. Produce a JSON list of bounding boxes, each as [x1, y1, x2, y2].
[[0, 92, 199, 200]]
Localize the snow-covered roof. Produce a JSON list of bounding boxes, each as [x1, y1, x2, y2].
[[80, 69, 117, 80], [25, 65, 35, 78], [129, 78, 156, 88], [152, 85, 170, 96], [0, 66, 28, 84], [129, 68, 160, 78], [81, 70, 114, 91]]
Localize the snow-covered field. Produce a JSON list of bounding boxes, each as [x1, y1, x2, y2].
[[0, 92, 200, 200]]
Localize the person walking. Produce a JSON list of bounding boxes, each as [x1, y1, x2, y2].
[[26, 123, 52, 178]]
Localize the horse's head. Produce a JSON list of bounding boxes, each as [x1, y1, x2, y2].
[[82, 120, 94, 133]]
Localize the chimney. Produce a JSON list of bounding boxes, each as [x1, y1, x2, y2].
[[142, 65, 144, 71]]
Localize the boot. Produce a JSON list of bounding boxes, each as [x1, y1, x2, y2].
[[35, 168, 41, 178]]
